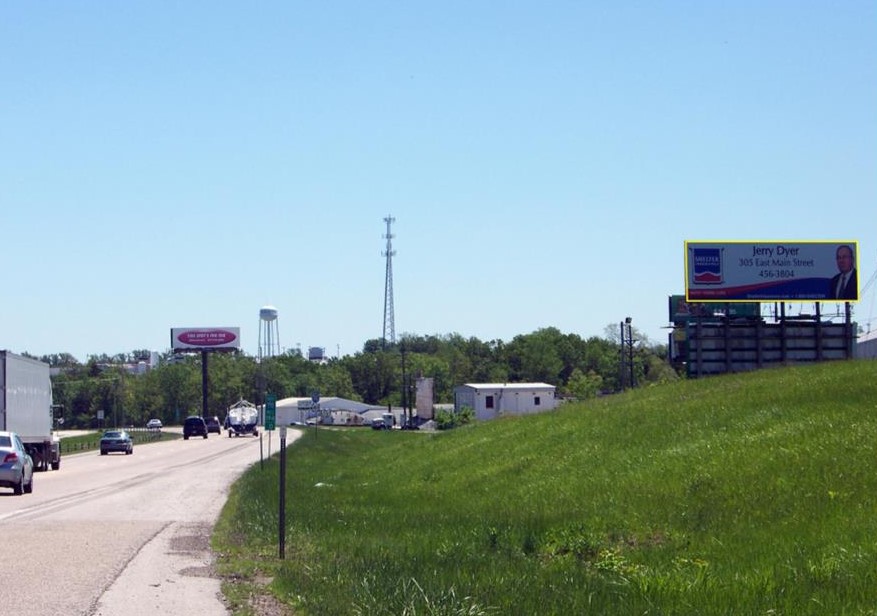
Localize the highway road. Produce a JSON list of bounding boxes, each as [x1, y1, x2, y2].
[[0, 428, 300, 616]]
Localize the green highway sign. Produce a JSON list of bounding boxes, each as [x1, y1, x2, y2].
[[265, 393, 276, 431]]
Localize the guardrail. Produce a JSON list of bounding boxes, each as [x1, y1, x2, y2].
[[59, 428, 168, 454]]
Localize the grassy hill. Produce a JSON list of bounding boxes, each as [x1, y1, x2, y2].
[[215, 360, 877, 615]]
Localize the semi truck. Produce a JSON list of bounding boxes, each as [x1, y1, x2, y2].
[[0, 351, 61, 471]]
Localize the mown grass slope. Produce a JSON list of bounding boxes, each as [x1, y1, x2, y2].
[[215, 360, 877, 615]]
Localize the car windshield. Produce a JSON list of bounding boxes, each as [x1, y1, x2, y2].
[[103, 431, 122, 438], [0, 436, 10, 447]]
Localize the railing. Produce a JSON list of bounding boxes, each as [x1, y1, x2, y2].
[[59, 427, 167, 454]]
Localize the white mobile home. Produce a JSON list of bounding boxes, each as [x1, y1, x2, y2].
[[453, 383, 558, 421]]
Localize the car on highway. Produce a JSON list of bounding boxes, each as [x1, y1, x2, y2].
[[146, 418, 163, 430], [205, 416, 221, 434], [100, 430, 134, 455], [0, 430, 34, 495], [183, 416, 208, 440]]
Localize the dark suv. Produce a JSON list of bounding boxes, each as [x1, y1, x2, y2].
[[183, 416, 208, 440], [205, 416, 221, 434]]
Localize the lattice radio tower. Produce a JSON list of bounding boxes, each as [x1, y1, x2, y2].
[[382, 215, 396, 348]]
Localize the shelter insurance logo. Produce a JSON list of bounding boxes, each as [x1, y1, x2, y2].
[[692, 248, 723, 284]]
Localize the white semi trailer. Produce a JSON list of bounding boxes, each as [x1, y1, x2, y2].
[[0, 351, 60, 471]]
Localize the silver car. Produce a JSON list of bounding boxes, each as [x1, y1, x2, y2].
[[100, 430, 134, 455], [0, 430, 34, 495]]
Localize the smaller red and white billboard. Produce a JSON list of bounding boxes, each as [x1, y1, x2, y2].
[[171, 327, 240, 352]]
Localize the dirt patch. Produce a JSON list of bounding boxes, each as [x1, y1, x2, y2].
[[222, 574, 294, 616], [171, 526, 212, 552], [248, 592, 293, 616]]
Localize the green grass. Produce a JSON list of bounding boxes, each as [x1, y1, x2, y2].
[[214, 360, 877, 615]]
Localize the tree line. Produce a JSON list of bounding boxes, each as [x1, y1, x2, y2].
[[40, 326, 676, 429]]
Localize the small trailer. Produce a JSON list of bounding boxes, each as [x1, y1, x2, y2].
[[225, 399, 259, 437]]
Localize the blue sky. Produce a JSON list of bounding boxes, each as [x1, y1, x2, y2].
[[2, 2, 875, 362]]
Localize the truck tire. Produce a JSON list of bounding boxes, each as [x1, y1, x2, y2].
[[51, 460, 60, 470]]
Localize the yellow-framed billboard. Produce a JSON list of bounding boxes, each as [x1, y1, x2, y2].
[[685, 241, 858, 302]]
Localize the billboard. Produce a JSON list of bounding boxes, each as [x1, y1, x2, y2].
[[685, 241, 858, 302], [668, 295, 760, 322], [171, 327, 241, 352]]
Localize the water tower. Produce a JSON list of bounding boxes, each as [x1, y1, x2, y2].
[[258, 305, 281, 359]]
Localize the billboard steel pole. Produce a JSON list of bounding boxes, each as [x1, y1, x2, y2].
[[201, 350, 209, 418]]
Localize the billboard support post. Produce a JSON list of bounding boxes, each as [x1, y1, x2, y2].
[[845, 302, 854, 358], [170, 327, 241, 421], [201, 350, 209, 419]]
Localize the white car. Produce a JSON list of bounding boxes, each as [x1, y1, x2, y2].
[[146, 418, 163, 430]]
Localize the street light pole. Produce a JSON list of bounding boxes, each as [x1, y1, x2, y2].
[[619, 321, 626, 391], [626, 317, 635, 389]]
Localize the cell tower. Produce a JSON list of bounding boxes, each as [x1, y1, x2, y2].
[[259, 305, 281, 359], [382, 215, 396, 348]]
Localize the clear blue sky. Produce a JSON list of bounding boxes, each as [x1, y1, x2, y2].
[[2, 2, 875, 362]]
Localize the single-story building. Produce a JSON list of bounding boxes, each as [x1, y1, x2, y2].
[[453, 382, 558, 421], [275, 396, 387, 427], [856, 329, 877, 359]]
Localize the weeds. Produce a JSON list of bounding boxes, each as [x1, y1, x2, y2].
[[215, 360, 877, 615]]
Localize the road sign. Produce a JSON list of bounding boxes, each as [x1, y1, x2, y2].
[[311, 390, 320, 404], [265, 394, 276, 431]]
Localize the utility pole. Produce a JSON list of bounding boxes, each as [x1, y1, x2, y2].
[[401, 341, 407, 427], [627, 317, 635, 389], [619, 317, 635, 390], [382, 215, 396, 349], [619, 321, 626, 390]]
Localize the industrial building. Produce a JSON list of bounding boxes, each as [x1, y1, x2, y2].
[[274, 396, 389, 427]]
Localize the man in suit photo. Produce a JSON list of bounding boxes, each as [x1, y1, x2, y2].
[[828, 244, 857, 300]]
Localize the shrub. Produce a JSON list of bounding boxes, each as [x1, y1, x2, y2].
[[435, 406, 474, 430]]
